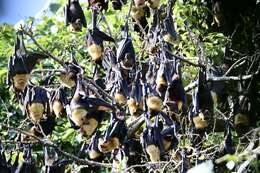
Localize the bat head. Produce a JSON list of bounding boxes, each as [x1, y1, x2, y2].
[[80, 117, 99, 137], [24, 86, 49, 123], [147, 96, 162, 114], [87, 44, 103, 63], [71, 108, 87, 126], [12, 74, 30, 92], [52, 101, 64, 118], [146, 144, 160, 162], [115, 92, 127, 106], [99, 118, 127, 153], [28, 102, 45, 123], [127, 98, 143, 117], [71, 19, 83, 32]]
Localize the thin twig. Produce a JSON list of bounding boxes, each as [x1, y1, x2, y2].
[[0, 123, 112, 168], [21, 27, 65, 67]]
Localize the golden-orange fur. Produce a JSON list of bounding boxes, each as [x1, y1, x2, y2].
[[127, 98, 142, 117], [71, 108, 87, 126], [59, 73, 76, 88], [234, 113, 250, 126], [88, 150, 101, 160], [28, 103, 44, 122], [147, 96, 162, 112], [115, 92, 127, 106], [80, 118, 99, 136], [192, 113, 208, 129], [146, 145, 160, 162], [52, 100, 64, 118], [163, 139, 172, 151], [87, 44, 103, 63], [99, 137, 120, 153], [156, 76, 168, 92], [12, 74, 30, 91]]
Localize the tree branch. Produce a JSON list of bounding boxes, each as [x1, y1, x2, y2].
[[0, 123, 112, 168]]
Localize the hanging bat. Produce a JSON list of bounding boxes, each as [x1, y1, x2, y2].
[[64, 0, 87, 32], [24, 85, 50, 123], [7, 32, 46, 92], [146, 84, 163, 116], [50, 87, 68, 118], [86, 10, 115, 64], [127, 72, 143, 117], [162, 0, 179, 45], [208, 66, 228, 106], [87, 131, 103, 160], [116, 24, 136, 70], [233, 95, 250, 136], [141, 114, 164, 162], [164, 74, 186, 115], [156, 61, 171, 95], [70, 76, 113, 136], [112, 71, 129, 106], [99, 115, 127, 153], [59, 51, 83, 88], [192, 69, 213, 130], [161, 124, 178, 152], [44, 147, 66, 173]]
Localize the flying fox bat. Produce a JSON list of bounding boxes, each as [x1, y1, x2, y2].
[[86, 10, 115, 64], [162, 0, 179, 45], [191, 69, 213, 130], [164, 74, 186, 115], [116, 23, 136, 70], [50, 87, 68, 118], [44, 147, 66, 173], [59, 51, 83, 88], [64, 0, 87, 32], [127, 72, 143, 117], [7, 32, 46, 92], [70, 76, 113, 136], [99, 115, 127, 153], [24, 86, 50, 123], [141, 114, 164, 162]]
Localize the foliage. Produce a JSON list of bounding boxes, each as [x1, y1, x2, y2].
[[0, 0, 259, 172]]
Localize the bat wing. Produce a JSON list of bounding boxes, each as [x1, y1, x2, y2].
[[94, 29, 115, 43], [116, 38, 129, 61], [64, 4, 71, 26], [87, 97, 114, 111]]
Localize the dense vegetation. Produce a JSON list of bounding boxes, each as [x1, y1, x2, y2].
[[0, 0, 259, 172]]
